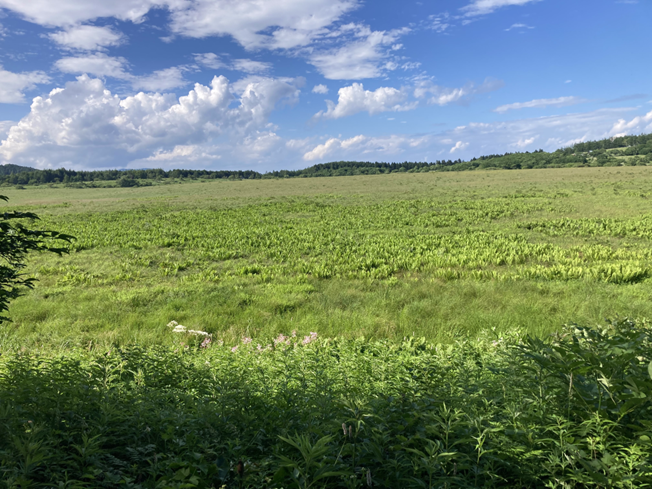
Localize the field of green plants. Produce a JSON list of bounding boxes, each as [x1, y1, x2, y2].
[[4, 166, 652, 348], [3, 167, 652, 487]]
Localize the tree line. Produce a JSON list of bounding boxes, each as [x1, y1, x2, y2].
[[2, 133, 651, 186]]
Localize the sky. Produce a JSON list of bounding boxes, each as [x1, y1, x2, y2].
[[0, 0, 650, 172]]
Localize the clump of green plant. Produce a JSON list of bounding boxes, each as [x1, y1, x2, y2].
[[1, 318, 651, 487]]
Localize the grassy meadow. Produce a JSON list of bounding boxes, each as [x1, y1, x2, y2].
[[4, 166, 652, 349], [4, 167, 652, 487]]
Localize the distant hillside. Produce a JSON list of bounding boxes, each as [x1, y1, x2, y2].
[[1, 133, 651, 186], [0, 164, 36, 176]]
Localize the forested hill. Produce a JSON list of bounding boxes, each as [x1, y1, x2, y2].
[[0, 164, 35, 176], [2, 133, 651, 186]]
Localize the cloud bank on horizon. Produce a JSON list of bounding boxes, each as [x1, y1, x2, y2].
[[0, 0, 649, 170]]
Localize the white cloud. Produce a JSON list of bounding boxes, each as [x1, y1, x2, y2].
[[511, 136, 538, 148], [131, 67, 189, 91], [55, 54, 189, 90], [414, 78, 504, 106], [168, 0, 359, 50], [314, 83, 415, 119], [309, 26, 409, 80], [429, 14, 451, 33], [461, 0, 541, 16], [0, 121, 15, 140], [303, 133, 430, 161], [193, 54, 271, 74], [0, 66, 50, 103], [609, 110, 652, 137], [450, 141, 469, 153], [312, 84, 329, 94], [0, 74, 302, 168], [48, 25, 125, 51], [231, 59, 272, 74], [0, 0, 358, 52], [145, 144, 221, 162], [193, 53, 225, 70], [0, 0, 178, 27], [55, 53, 131, 79], [302, 107, 645, 164], [449, 108, 639, 154], [494, 96, 586, 113], [505, 23, 534, 31]]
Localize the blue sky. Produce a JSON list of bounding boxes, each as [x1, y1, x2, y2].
[[0, 0, 650, 171]]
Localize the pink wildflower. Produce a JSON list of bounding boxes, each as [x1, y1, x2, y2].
[[200, 337, 212, 349], [231, 345, 238, 353], [302, 332, 318, 345], [242, 337, 252, 345]]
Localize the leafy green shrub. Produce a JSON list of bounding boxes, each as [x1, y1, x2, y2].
[[1, 318, 652, 487]]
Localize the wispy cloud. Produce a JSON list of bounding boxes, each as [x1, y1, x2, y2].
[[494, 96, 587, 113], [461, 0, 542, 17], [505, 23, 534, 31], [604, 93, 648, 104]]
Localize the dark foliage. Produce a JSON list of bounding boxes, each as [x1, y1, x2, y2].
[[1, 319, 652, 487], [0, 196, 73, 321]]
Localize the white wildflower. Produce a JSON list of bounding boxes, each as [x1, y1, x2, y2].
[[172, 325, 187, 333]]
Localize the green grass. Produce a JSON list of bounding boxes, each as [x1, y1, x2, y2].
[[5, 166, 652, 349]]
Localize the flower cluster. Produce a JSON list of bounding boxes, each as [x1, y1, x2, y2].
[[302, 332, 318, 345], [273, 333, 291, 347]]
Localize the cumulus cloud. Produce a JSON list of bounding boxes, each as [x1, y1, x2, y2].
[[312, 84, 329, 94], [0, 66, 50, 103], [168, 0, 359, 50], [461, 0, 542, 17], [414, 78, 504, 106], [0, 0, 359, 52], [450, 141, 469, 153], [511, 136, 538, 148], [609, 110, 652, 137], [131, 66, 189, 91], [55, 54, 190, 90], [309, 25, 409, 80], [55, 53, 131, 79], [314, 83, 415, 119], [0, 74, 302, 168], [494, 96, 587, 113], [144, 144, 221, 163], [48, 25, 126, 51], [303, 133, 429, 161], [0, 0, 181, 27]]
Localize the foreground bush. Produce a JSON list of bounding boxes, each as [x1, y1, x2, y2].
[[1, 319, 652, 488]]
